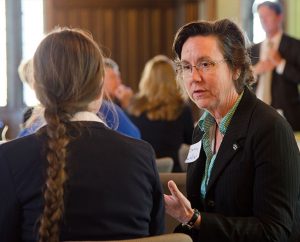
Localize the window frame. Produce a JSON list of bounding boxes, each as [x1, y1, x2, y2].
[[0, 0, 24, 138]]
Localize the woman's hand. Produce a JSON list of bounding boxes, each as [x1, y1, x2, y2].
[[252, 60, 275, 75], [164, 180, 194, 223], [114, 84, 133, 108]]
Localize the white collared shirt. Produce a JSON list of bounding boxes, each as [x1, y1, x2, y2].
[[35, 110, 106, 132], [260, 31, 286, 74], [71, 111, 105, 124]]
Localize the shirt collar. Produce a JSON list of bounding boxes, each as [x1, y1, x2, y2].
[[265, 30, 283, 50], [198, 91, 244, 135], [199, 111, 215, 133], [71, 111, 105, 124]]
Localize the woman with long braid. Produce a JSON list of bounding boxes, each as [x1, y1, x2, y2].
[[0, 28, 164, 242]]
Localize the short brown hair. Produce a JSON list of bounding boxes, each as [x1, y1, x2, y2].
[[173, 19, 254, 94], [257, 1, 283, 15]]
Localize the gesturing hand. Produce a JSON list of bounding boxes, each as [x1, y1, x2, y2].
[[114, 84, 133, 108], [164, 180, 194, 223], [252, 60, 275, 75]]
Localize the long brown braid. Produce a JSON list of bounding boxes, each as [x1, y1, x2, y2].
[[33, 27, 104, 242]]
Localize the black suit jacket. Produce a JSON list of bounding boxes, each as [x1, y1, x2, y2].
[[250, 34, 300, 131], [128, 105, 194, 172], [0, 122, 164, 242], [176, 88, 300, 242]]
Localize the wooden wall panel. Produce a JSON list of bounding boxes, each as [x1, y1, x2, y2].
[[43, 0, 210, 90], [185, 3, 200, 22]]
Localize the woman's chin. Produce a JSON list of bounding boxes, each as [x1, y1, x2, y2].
[[192, 95, 208, 108], [194, 100, 210, 110]]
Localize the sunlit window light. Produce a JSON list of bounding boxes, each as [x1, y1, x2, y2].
[[253, 0, 278, 43], [21, 0, 44, 106], [0, 0, 7, 107]]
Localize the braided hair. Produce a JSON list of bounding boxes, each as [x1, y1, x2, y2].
[[33, 27, 104, 242]]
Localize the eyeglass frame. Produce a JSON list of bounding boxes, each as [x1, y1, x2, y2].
[[175, 59, 227, 77]]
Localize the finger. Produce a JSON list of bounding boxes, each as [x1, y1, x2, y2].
[[168, 180, 179, 192], [164, 194, 177, 215], [167, 180, 184, 199], [164, 193, 178, 205], [163, 194, 173, 204]]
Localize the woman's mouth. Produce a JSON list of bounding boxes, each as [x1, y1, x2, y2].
[[192, 89, 206, 99]]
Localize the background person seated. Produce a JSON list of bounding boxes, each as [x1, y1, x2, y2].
[[17, 59, 141, 139], [103, 58, 134, 109], [127, 55, 194, 172]]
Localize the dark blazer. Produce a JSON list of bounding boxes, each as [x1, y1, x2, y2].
[[176, 88, 300, 242], [128, 105, 194, 172], [0, 122, 164, 242], [249, 34, 300, 131]]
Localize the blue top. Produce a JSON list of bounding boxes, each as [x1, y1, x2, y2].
[[18, 100, 141, 139], [99, 101, 141, 139]]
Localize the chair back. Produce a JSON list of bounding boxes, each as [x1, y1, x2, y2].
[[63, 233, 192, 242], [155, 157, 174, 173], [178, 144, 190, 172], [0, 121, 8, 141], [159, 172, 187, 233]]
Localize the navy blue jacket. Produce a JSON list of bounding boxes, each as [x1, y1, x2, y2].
[[0, 122, 164, 241]]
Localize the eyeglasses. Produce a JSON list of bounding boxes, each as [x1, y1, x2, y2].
[[175, 59, 227, 78]]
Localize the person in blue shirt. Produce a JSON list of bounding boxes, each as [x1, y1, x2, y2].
[[99, 100, 141, 138], [103, 58, 133, 109], [17, 59, 141, 139], [18, 100, 141, 139]]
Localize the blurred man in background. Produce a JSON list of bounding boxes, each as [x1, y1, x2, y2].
[[250, 1, 300, 131]]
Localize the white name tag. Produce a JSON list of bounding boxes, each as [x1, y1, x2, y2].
[[185, 140, 202, 163]]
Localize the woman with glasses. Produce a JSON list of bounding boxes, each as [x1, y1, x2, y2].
[[164, 19, 300, 242]]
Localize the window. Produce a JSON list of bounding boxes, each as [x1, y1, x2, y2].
[[252, 0, 278, 43], [0, 0, 43, 108], [21, 0, 44, 106], [0, 0, 7, 107]]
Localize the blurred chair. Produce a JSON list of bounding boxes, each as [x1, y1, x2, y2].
[[63, 233, 192, 242], [178, 144, 190, 172], [156, 157, 174, 173], [0, 121, 8, 141], [295, 132, 300, 151], [159, 172, 187, 233]]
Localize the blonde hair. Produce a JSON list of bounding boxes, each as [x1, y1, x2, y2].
[[18, 58, 34, 88], [127, 55, 185, 121], [33, 27, 104, 242]]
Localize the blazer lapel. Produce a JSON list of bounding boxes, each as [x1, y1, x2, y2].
[[206, 88, 257, 193], [187, 126, 206, 207], [278, 34, 289, 59]]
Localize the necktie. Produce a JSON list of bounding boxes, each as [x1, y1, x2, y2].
[[268, 40, 274, 49], [256, 40, 273, 105]]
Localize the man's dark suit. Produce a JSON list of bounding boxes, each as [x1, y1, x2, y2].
[[250, 34, 300, 131], [0, 122, 164, 242], [176, 88, 300, 241]]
